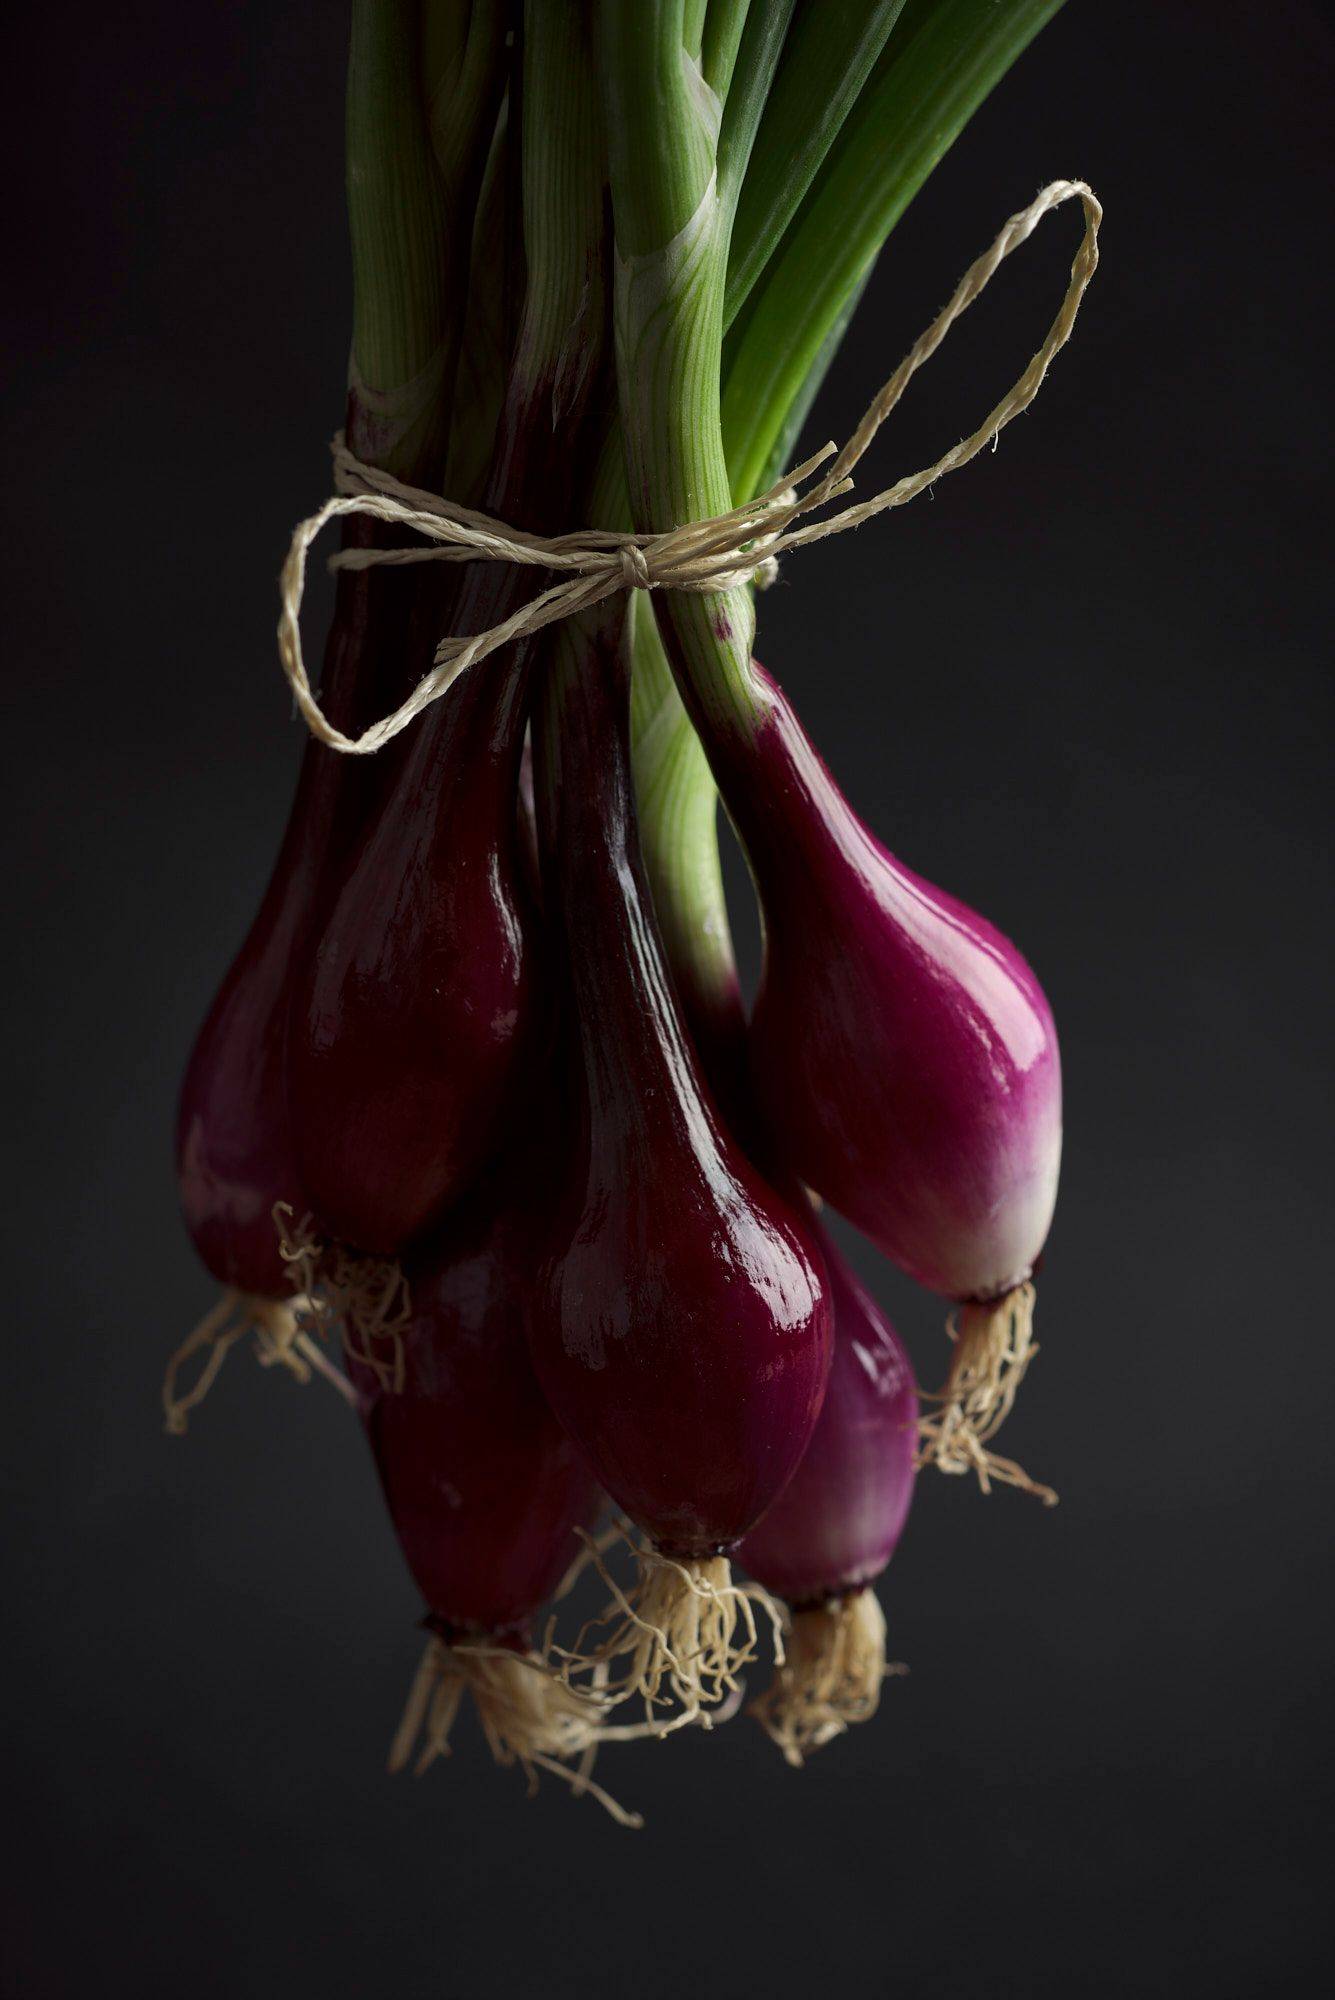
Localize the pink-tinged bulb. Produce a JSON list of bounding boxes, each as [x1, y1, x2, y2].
[[722, 665, 1062, 1302], [741, 1223, 917, 1605], [527, 626, 832, 1563], [350, 1163, 601, 1642]]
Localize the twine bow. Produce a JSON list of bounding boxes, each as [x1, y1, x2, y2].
[[278, 179, 1101, 756]]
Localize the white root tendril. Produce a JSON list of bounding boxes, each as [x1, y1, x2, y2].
[[551, 1514, 634, 1601], [556, 1525, 785, 1737], [915, 1281, 1058, 1504], [161, 1288, 356, 1435], [388, 1635, 643, 1828], [275, 1201, 411, 1395], [161, 1203, 410, 1432], [750, 1589, 905, 1768]]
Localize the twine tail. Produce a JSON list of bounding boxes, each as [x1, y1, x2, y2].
[[916, 1282, 1058, 1505]]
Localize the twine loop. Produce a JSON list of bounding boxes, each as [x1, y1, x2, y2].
[[278, 180, 1101, 756]]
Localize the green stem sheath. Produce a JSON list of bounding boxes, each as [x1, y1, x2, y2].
[[602, 4, 760, 736], [345, 1, 508, 489], [723, 0, 1069, 499], [345, 0, 451, 480]]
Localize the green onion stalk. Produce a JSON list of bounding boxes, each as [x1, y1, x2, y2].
[[346, 0, 504, 484]]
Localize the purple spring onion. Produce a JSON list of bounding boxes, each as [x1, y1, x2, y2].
[[694, 661, 1061, 1497], [167, 490, 427, 1430], [742, 1218, 917, 1763], [347, 1154, 639, 1816], [526, 611, 832, 1726]]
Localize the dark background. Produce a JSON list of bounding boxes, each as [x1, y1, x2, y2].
[[4, 4, 1331, 1995]]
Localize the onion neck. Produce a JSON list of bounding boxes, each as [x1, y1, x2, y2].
[[689, 662, 874, 908], [537, 608, 724, 1168], [629, 598, 747, 1071]]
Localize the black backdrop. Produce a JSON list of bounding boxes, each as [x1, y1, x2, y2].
[[4, 5, 1332, 1996]]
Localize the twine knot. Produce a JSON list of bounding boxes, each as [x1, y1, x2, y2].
[[277, 181, 1101, 757], [618, 543, 654, 591]]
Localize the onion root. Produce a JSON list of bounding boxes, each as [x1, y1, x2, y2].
[[916, 1281, 1057, 1504], [389, 1635, 642, 1827], [161, 1288, 354, 1434], [275, 1201, 410, 1394], [558, 1527, 783, 1735], [750, 1588, 903, 1767]]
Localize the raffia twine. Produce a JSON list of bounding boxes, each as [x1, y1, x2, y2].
[[278, 181, 1100, 755]]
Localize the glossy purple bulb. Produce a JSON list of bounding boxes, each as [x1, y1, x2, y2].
[[286, 628, 541, 1257], [715, 665, 1062, 1302], [741, 1221, 917, 1606], [351, 1160, 601, 1642], [176, 904, 307, 1299], [176, 500, 423, 1296], [527, 622, 832, 1563]]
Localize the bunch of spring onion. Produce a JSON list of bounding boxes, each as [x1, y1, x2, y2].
[[169, 0, 1070, 1805]]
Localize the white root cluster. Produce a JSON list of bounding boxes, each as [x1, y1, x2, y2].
[[274, 1202, 411, 1394], [389, 1635, 643, 1827], [161, 1287, 355, 1435], [558, 1526, 785, 1737], [750, 1588, 903, 1768], [916, 1281, 1058, 1505], [161, 1205, 410, 1433]]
